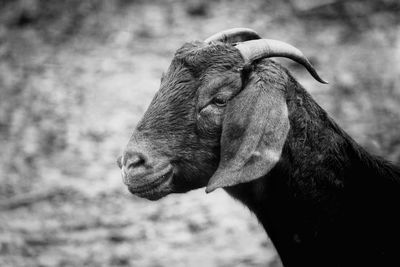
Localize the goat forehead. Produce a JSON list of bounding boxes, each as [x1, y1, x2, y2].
[[136, 65, 196, 132], [157, 63, 197, 104], [175, 41, 244, 71], [136, 44, 243, 132]]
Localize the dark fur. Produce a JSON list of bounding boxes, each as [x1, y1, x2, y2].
[[132, 42, 243, 193], [124, 42, 400, 266], [227, 62, 400, 266]]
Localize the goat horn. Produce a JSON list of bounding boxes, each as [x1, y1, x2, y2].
[[205, 28, 261, 44], [235, 39, 328, 84]]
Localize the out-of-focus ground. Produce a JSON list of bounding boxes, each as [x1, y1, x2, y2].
[[0, 0, 399, 266]]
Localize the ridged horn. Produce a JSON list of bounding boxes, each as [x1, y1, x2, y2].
[[235, 39, 328, 84], [205, 28, 261, 44]]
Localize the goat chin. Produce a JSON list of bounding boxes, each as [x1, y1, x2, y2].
[[124, 167, 175, 200]]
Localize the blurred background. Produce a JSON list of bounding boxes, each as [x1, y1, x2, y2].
[[0, 0, 399, 266]]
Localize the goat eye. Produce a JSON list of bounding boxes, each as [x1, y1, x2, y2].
[[212, 97, 227, 107]]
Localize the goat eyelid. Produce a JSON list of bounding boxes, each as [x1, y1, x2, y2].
[[198, 95, 227, 112], [212, 96, 228, 107]]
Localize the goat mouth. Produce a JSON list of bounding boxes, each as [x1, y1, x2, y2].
[[127, 167, 174, 200]]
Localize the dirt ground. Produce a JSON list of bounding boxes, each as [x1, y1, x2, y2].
[[1, 1, 399, 266]]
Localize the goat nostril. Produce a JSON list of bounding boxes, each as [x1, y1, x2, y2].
[[116, 156, 123, 169], [126, 154, 146, 170]]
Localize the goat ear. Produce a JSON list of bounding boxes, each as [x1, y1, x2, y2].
[[206, 80, 290, 193]]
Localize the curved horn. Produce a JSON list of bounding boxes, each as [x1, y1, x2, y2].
[[205, 28, 261, 44], [235, 39, 328, 84]]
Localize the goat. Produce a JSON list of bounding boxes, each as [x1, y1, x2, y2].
[[117, 28, 400, 266]]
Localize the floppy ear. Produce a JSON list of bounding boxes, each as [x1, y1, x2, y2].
[[206, 78, 290, 193]]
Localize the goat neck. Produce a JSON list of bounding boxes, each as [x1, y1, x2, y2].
[[226, 60, 400, 267]]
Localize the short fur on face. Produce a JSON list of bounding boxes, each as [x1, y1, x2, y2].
[[122, 41, 291, 200]]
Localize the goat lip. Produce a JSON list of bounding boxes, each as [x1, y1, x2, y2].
[[126, 167, 173, 196]]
